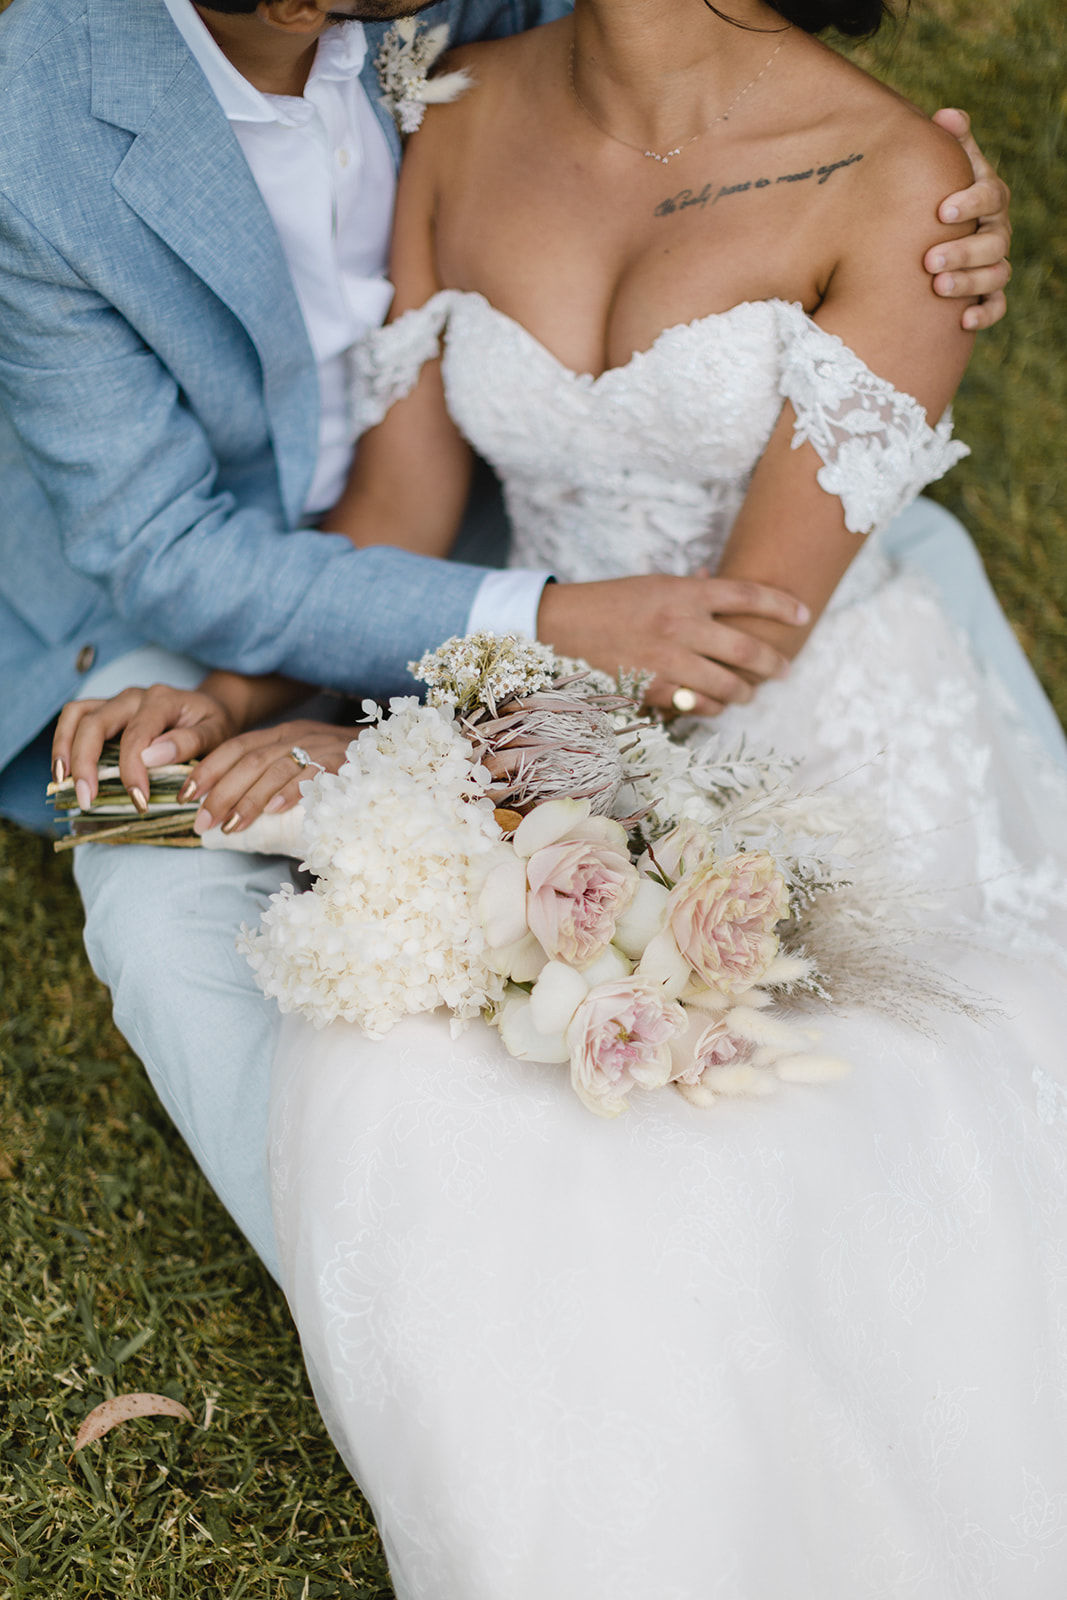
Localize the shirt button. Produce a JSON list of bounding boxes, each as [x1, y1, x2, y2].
[[336, 147, 350, 168], [75, 644, 97, 674]]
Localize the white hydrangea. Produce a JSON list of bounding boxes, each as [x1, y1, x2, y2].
[[241, 701, 507, 1034]]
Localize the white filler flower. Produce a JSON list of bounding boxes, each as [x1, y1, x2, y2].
[[241, 701, 506, 1035]]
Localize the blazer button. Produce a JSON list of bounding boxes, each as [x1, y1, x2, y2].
[[75, 644, 97, 674]]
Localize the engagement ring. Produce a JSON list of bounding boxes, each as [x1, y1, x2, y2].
[[288, 746, 324, 772], [671, 687, 698, 714]]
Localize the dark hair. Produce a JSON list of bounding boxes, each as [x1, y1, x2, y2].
[[704, 1, 898, 38]]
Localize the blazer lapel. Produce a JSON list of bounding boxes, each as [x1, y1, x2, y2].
[[88, 0, 318, 525], [359, 20, 403, 170]]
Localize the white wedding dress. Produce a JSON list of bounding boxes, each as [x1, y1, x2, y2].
[[270, 293, 1067, 1599]]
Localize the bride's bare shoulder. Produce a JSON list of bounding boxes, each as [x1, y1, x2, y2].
[[796, 39, 973, 203]]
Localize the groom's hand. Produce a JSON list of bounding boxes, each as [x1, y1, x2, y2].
[[928, 109, 1012, 330], [537, 574, 809, 717]]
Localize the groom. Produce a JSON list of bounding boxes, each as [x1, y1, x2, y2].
[[0, 0, 1031, 1279]]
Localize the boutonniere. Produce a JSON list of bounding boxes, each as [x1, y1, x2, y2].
[[375, 17, 473, 136]]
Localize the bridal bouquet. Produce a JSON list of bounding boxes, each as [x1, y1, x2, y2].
[[239, 632, 904, 1117]]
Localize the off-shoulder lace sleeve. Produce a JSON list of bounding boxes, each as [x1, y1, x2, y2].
[[775, 304, 970, 536], [350, 290, 459, 434]]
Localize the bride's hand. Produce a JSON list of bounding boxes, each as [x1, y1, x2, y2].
[[537, 574, 808, 718], [186, 721, 354, 836], [928, 109, 1011, 330], [52, 684, 237, 814]]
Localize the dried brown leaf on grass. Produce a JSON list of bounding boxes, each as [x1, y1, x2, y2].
[[72, 1392, 195, 1452]]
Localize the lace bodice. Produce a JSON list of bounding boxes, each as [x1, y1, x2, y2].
[[353, 292, 968, 583]]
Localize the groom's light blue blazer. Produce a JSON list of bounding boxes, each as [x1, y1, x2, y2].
[[0, 0, 568, 776]]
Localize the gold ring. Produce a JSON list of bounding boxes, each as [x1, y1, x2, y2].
[[288, 745, 326, 775], [671, 687, 698, 714]]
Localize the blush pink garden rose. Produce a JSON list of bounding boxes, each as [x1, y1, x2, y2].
[[526, 837, 637, 967], [668, 1009, 745, 1087], [479, 798, 638, 976], [566, 977, 688, 1117], [643, 819, 716, 884], [667, 850, 790, 995]]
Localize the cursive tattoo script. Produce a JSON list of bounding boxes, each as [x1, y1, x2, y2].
[[654, 152, 864, 217]]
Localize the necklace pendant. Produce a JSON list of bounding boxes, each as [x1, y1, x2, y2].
[[568, 31, 790, 169]]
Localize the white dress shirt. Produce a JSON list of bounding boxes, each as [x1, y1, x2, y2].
[[162, 0, 547, 638]]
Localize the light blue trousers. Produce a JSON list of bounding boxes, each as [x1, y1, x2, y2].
[[8, 501, 1065, 1281]]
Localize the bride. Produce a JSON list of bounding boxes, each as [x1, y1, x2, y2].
[[56, 0, 1067, 1595]]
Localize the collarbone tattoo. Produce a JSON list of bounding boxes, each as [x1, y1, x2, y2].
[[653, 152, 864, 218]]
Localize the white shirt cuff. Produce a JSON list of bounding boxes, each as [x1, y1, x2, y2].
[[466, 570, 552, 640]]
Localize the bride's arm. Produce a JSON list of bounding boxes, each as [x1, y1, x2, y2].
[[322, 135, 474, 557], [714, 121, 977, 664]]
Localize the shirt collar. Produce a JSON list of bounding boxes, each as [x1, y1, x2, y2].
[[160, 0, 367, 126]]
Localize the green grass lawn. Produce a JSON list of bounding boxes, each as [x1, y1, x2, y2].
[[1, 1, 1064, 1595]]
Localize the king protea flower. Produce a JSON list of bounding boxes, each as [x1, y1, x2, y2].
[[461, 688, 631, 816]]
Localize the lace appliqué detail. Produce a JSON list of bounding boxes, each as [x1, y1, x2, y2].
[[350, 289, 457, 435], [776, 305, 970, 535]]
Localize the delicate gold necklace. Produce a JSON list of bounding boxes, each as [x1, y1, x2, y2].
[[568, 31, 790, 166]]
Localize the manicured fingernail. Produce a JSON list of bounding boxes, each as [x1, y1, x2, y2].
[[930, 252, 946, 271], [54, 758, 66, 784], [939, 274, 955, 293], [75, 779, 92, 812], [964, 310, 979, 329], [193, 809, 213, 835], [140, 739, 178, 766], [795, 603, 811, 624], [130, 786, 148, 815], [942, 204, 959, 221], [221, 813, 242, 835], [774, 661, 791, 680], [178, 778, 198, 803], [264, 794, 289, 813]]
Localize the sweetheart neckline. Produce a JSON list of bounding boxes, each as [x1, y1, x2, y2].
[[437, 290, 808, 387]]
